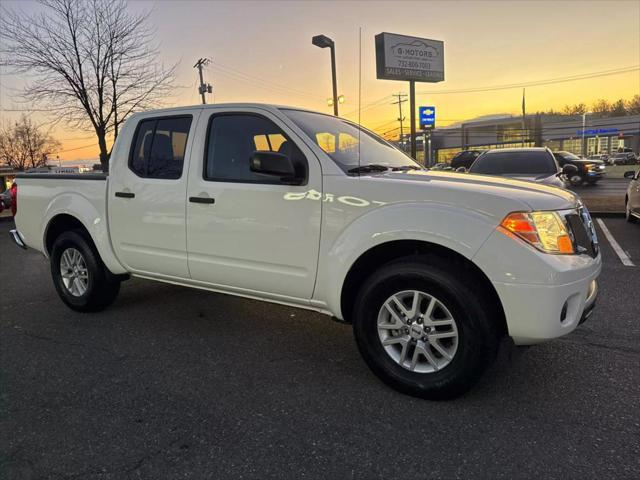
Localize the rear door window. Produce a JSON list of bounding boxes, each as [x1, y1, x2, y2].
[[129, 116, 192, 179]]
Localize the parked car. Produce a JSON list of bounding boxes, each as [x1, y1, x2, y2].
[[0, 188, 12, 209], [467, 147, 573, 188], [624, 169, 640, 223], [610, 152, 637, 165], [450, 150, 485, 170], [10, 104, 600, 400], [588, 153, 609, 164], [1, 183, 18, 216], [430, 162, 453, 171], [553, 151, 606, 186]]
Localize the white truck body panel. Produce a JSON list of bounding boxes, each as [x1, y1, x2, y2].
[[13, 103, 601, 346]]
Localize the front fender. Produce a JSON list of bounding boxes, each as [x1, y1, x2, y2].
[[42, 193, 127, 275], [316, 202, 498, 319]]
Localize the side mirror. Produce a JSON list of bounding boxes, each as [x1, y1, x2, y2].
[[250, 151, 299, 182], [624, 170, 636, 179], [455, 166, 467, 173], [561, 164, 578, 176]]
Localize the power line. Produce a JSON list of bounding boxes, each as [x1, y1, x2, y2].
[[417, 65, 639, 95], [343, 65, 640, 119], [214, 61, 320, 100]]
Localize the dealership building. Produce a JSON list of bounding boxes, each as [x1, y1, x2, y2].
[[428, 113, 640, 163]]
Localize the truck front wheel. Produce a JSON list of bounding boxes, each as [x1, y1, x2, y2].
[[51, 230, 121, 312], [352, 256, 500, 400]]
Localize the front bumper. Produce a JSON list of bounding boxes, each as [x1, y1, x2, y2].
[[473, 228, 601, 346], [493, 274, 599, 345], [586, 171, 605, 181]]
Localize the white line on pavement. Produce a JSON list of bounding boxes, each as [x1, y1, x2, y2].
[[596, 218, 635, 267]]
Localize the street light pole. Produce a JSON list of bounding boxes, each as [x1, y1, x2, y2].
[[312, 34, 339, 116], [581, 111, 592, 157]]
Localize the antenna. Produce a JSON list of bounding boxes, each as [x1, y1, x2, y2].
[[193, 58, 213, 104], [358, 26, 362, 175]]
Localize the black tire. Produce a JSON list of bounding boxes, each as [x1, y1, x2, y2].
[[50, 230, 121, 312], [352, 255, 501, 400], [569, 174, 584, 187]]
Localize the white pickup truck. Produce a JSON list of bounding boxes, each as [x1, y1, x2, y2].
[[10, 104, 600, 399]]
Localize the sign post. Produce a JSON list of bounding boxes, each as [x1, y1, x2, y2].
[[419, 106, 436, 166], [375, 32, 444, 160]]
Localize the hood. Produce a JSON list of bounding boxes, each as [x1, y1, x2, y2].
[[374, 169, 579, 212], [572, 158, 605, 165]]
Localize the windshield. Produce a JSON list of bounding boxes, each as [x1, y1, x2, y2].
[[470, 151, 557, 175], [282, 109, 420, 174]]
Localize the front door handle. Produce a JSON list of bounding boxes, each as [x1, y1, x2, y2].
[[115, 191, 135, 198], [189, 196, 215, 204]]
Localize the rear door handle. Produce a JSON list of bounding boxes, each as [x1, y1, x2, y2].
[[189, 196, 215, 204], [115, 191, 135, 198]]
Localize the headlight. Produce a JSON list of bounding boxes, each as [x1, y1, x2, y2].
[[499, 211, 574, 254]]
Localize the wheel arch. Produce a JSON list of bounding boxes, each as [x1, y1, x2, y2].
[[43, 210, 127, 275], [339, 239, 507, 336]]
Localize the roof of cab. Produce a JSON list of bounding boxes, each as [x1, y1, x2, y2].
[[127, 103, 318, 118]]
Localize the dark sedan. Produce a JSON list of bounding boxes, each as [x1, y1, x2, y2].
[[553, 151, 606, 186], [468, 148, 574, 188]]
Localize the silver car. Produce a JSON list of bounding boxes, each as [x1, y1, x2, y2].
[[625, 169, 640, 223]]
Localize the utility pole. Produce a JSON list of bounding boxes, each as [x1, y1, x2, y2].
[[194, 58, 212, 105], [391, 93, 408, 146]]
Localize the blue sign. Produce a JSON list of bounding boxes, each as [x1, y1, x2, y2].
[[419, 106, 436, 129], [577, 127, 618, 135]]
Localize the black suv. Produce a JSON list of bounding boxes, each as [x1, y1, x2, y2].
[[553, 151, 606, 186], [450, 150, 485, 170]]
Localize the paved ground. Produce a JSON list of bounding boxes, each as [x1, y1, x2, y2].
[[1, 219, 639, 480], [569, 177, 631, 197]]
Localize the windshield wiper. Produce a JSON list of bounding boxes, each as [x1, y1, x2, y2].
[[347, 164, 390, 174]]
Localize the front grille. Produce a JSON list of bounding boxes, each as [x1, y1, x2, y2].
[[565, 206, 599, 257]]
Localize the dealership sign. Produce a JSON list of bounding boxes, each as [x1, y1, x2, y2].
[[375, 33, 444, 82], [577, 128, 619, 135], [419, 106, 436, 129]]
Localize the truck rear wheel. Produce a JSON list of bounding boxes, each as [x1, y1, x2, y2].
[[352, 256, 500, 400], [50, 230, 120, 312]]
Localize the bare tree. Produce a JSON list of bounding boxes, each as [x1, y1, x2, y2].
[[591, 99, 611, 116], [0, 115, 61, 171], [562, 103, 588, 115], [0, 0, 176, 171], [627, 95, 640, 115]]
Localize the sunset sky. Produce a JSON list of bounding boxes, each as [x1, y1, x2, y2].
[[1, 0, 639, 163]]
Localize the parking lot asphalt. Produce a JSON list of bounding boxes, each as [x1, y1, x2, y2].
[[1, 220, 639, 480], [569, 177, 631, 197]]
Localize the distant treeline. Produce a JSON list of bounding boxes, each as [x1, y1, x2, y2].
[[541, 95, 640, 117]]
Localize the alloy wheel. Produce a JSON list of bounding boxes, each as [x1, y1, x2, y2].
[[377, 290, 459, 373], [60, 247, 89, 297]]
